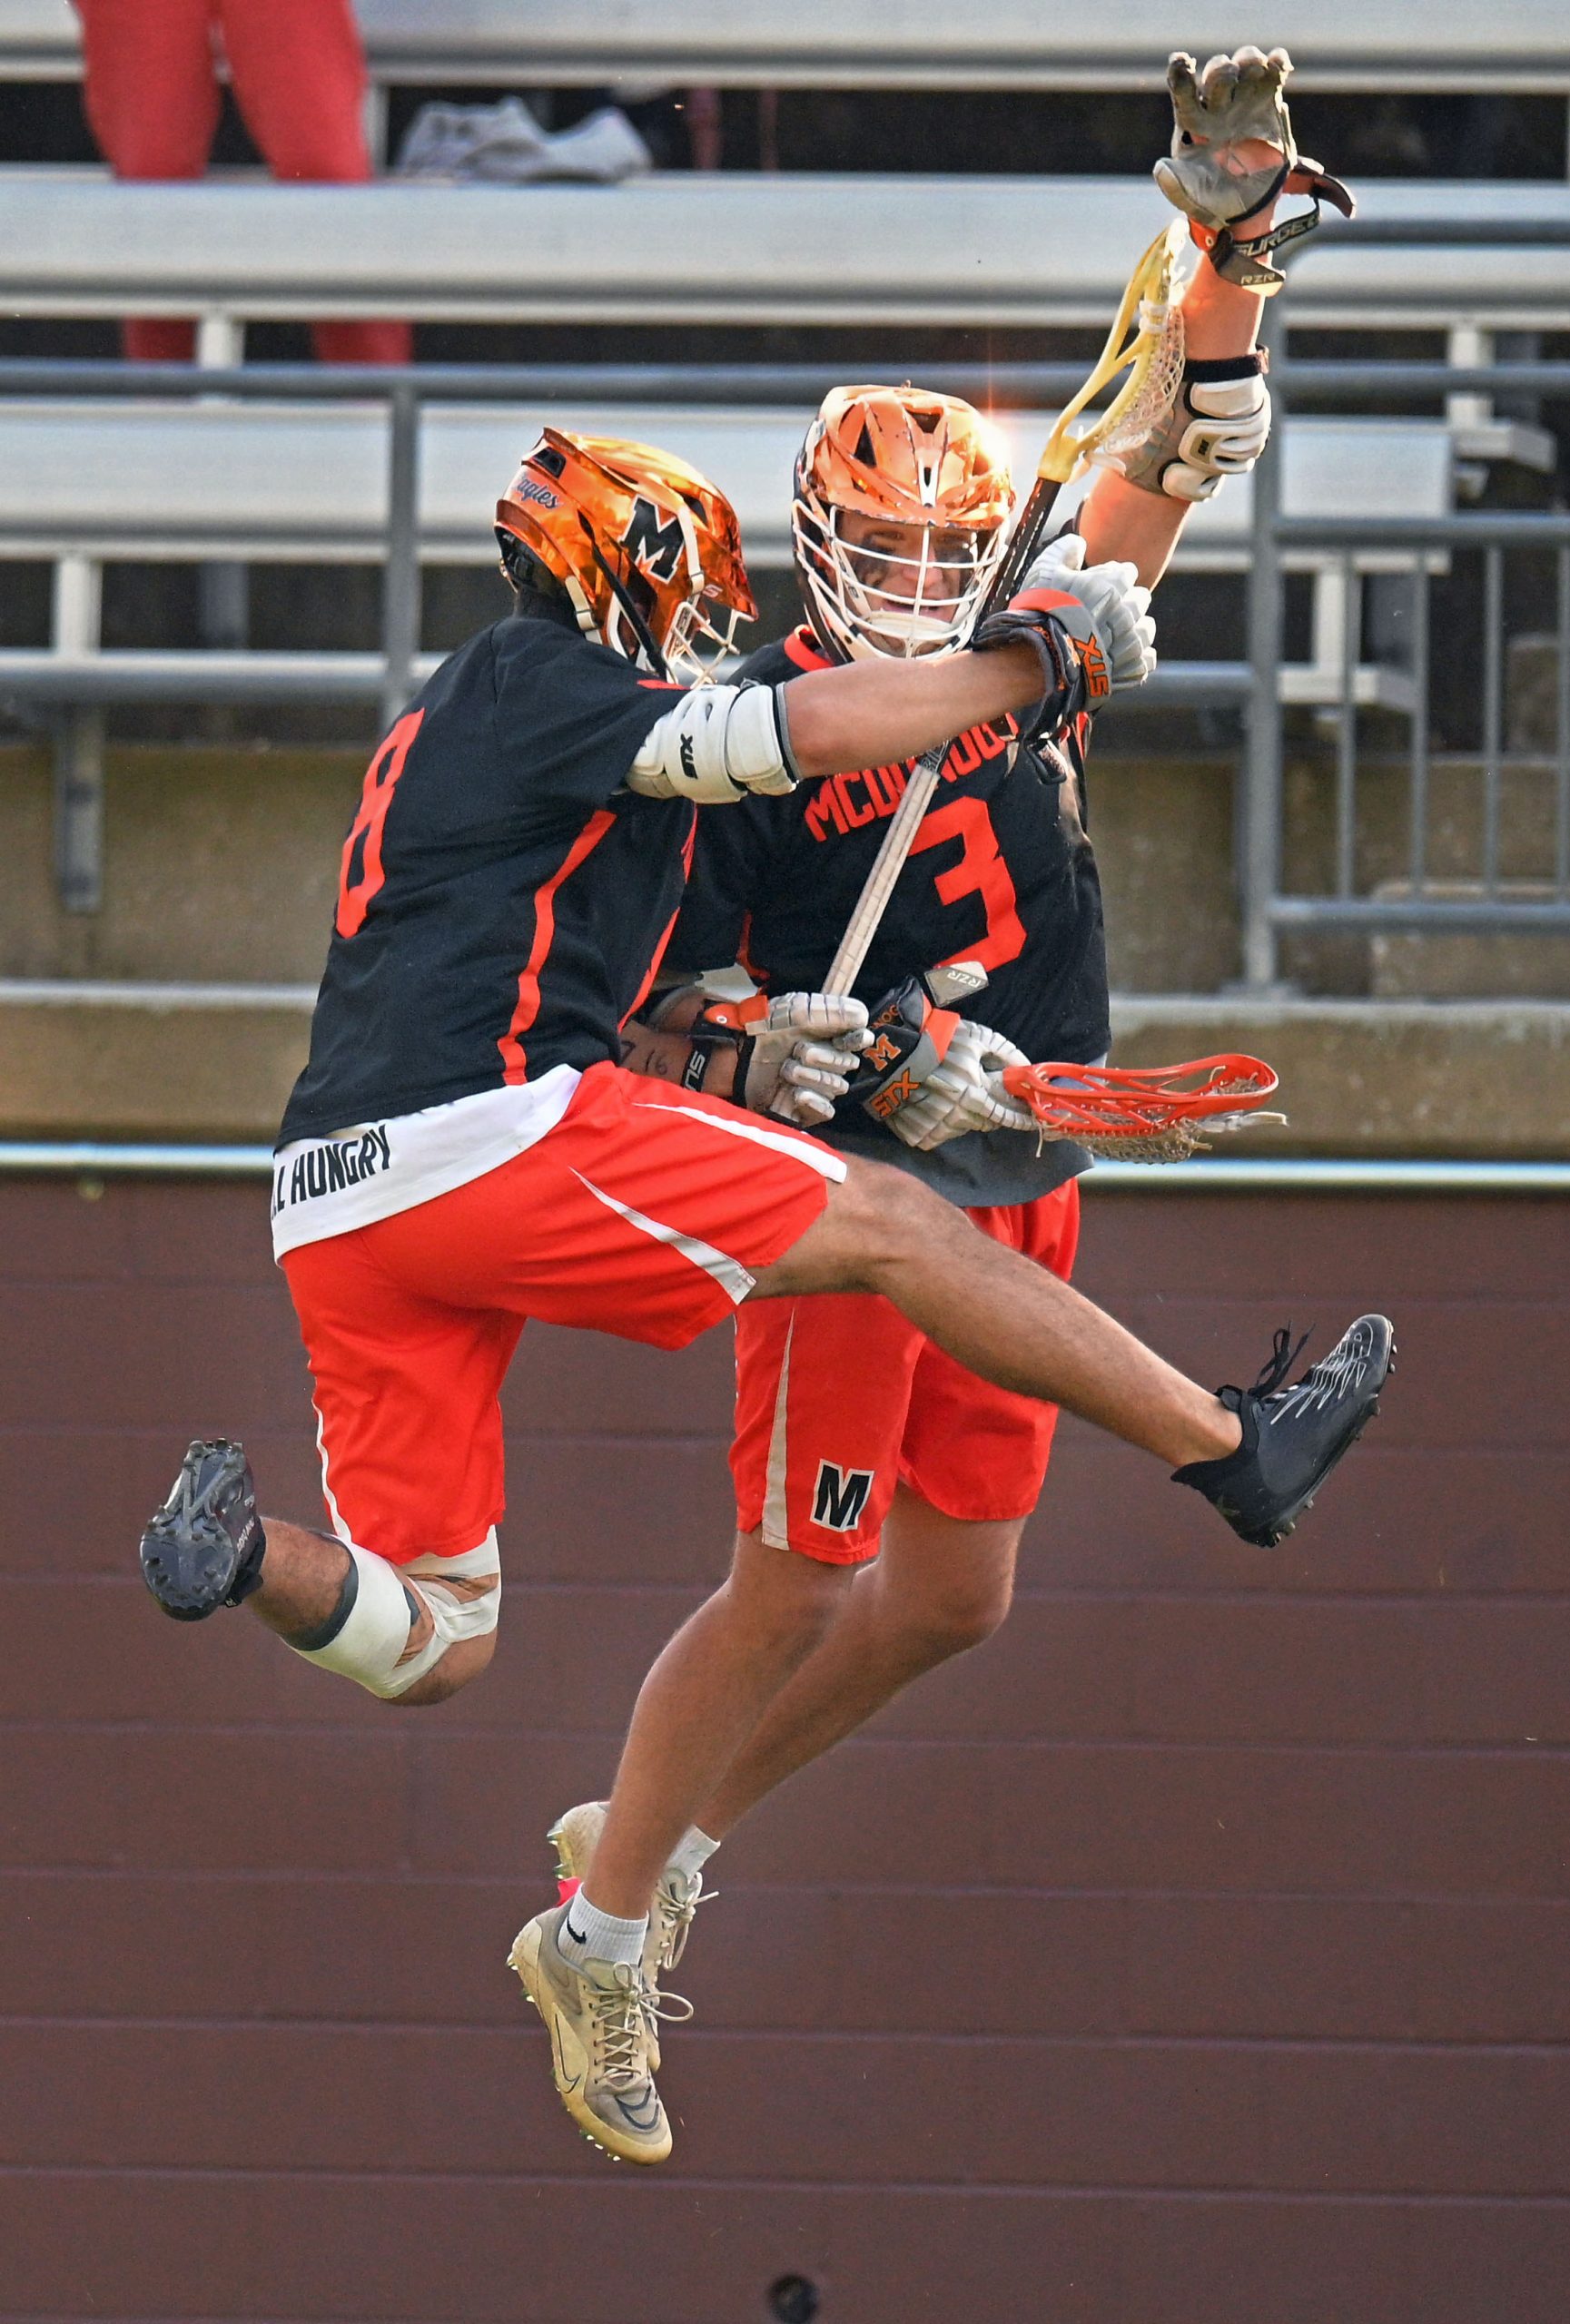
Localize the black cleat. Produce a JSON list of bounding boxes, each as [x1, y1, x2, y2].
[[139, 1439, 268, 1620], [1173, 1315, 1395, 1549]]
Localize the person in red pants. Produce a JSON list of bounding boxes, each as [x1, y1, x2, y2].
[[74, 0, 412, 363]]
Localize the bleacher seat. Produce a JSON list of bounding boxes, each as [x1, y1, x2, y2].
[[1, 172, 1566, 334], [0, 400, 1451, 710], [0, 400, 1450, 568], [4, 0, 1568, 94]]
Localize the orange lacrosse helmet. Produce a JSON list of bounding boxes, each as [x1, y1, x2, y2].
[[792, 385, 1014, 661], [496, 428, 757, 679]]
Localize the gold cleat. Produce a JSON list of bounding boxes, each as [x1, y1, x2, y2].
[[508, 1903, 672, 2166], [548, 1799, 705, 2071]]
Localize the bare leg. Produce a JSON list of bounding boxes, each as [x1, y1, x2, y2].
[[249, 1515, 495, 1706], [248, 1517, 351, 1637], [698, 1489, 1022, 1838], [754, 1159, 1239, 1469], [581, 1530, 852, 1921], [585, 1160, 1235, 1918]]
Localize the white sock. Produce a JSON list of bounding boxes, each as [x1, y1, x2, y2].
[[560, 1889, 647, 1970], [667, 1826, 720, 1885]]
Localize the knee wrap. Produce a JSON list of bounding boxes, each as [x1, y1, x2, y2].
[[289, 1533, 500, 1699]]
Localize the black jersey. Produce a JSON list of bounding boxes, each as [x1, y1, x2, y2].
[[280, 603, 691, 1145], [667, 625, 1110, 1206]]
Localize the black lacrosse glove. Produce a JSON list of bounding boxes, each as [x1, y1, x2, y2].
[[970, 586, 1111, 733], [846, 973, 970, 1128]]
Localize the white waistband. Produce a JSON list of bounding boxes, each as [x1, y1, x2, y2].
[[271, 1068, 581, 1259]]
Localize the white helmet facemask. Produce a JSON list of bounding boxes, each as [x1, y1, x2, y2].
[[792, 477, 1009, 663]]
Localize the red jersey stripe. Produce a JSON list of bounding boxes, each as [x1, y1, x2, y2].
[[622, 808, 698, 1025], [498, 808, 617, 1084]]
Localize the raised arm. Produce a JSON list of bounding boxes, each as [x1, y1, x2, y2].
[[1079, 45, 1351, 587], [1077, 227, 1277, 586]]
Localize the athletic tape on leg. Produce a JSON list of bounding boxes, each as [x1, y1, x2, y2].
[[290, 1532, 500, 1699]]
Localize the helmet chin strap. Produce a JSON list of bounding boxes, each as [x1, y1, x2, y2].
[[581, 518, 672, 680]]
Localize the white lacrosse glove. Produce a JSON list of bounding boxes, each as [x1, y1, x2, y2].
[[887, 1018, 1034, 1152], [689, 990, 871, 1126], [1019, 535, 1157, 688]]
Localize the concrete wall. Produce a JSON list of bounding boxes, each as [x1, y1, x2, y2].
[[3, 1175, 1567, 2324], [5, 740, 1570, 1152]]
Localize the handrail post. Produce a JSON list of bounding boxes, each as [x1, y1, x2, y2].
[[1239, 299, 1285, 991], [380, 379, 422, 733], [51, 554, 104, 913]]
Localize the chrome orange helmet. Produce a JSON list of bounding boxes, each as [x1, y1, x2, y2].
[[792, 385, 1014, 661], [496, 428, 757, 679]]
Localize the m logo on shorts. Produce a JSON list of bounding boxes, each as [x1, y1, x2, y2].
[[813, 1460, 874, 1533]]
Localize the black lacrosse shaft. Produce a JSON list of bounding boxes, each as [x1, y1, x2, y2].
[[979, 474, 1065, 626]]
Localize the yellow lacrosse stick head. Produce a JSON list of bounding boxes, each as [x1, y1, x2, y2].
[[1038, 221, 1189, 488]]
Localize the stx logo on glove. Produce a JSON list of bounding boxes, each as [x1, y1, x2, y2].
[[813, 1461, 874, 1532], [1073, 634, 1111, 700], [865, 1068, 920, 1121]]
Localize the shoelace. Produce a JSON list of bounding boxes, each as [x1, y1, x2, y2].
[[655, 1875, 717, 1973], [1266, 1323, 1374, 1421], [1242, 1324, 1309, 1404], [589, 1965, 653, 2090], [642, 1983, 696, 2037]]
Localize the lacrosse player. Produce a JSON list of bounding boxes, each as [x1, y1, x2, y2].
[[136, 51, 1382, 2173], [531, 49, 1374, 2162]]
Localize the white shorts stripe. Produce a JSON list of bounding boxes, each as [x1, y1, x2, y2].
[[761, 1315, 795, 1551], [571, 1169, 757, 1306], [312, 1391, 366, 1554], [634, 1098, 848, 1184]]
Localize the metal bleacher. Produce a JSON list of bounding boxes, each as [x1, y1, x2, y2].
[[0, 398, 1451, 713], [4, 0, 1569, 92], [0, 4, 1565, 979], [3, 172, 1568, 338]]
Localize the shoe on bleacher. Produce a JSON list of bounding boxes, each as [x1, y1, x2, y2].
[[1172, 1315, 1394, 1548], [139, 1438, 267, 1620]]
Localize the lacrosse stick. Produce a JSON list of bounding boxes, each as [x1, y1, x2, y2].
[[768, 221, 1188, 1125], [820, 217, 1187, 1000], [1001, 1053, 1283, 1164]]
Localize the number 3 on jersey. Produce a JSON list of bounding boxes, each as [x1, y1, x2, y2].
[[336, 709, 424, 939], [909, 795, 1027, 973]]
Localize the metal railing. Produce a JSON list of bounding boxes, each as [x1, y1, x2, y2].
[[2, 205, 1570, 982], [0, 354, 1148, 736], [3, 1137, 1566, 1195], [1238, 326, 1570, 989]]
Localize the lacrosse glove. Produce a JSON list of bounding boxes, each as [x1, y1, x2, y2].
[[686, 989, 870, 1125], [1154, 45, 1353, 291], [887, 1016, 1035, 1150], [1015, 535, 1157, 683], [844, 971, 1022, 1142]]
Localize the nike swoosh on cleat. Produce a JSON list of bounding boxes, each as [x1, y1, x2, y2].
[[615, 2092, 662, 2129], [551, 2021, 583, 2094]]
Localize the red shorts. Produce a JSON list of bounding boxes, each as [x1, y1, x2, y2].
[[732, 1178, 1081, 1563], [280, 1061, 842, 1563]]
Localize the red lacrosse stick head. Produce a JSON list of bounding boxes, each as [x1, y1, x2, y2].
[[1001, 1054, 1279, 1141]]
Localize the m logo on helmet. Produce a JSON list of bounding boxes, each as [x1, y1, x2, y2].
[[812, 1461, 874, 1533], [621, 497, 686, 584]]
